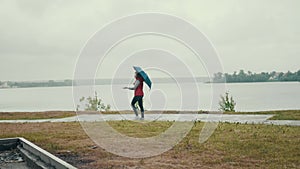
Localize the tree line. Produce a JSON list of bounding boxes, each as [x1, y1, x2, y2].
[[0, 80, 72, 88], [213, 70, 300, 83]]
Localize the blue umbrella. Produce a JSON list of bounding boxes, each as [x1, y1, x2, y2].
[[133, 66, 152, 89]]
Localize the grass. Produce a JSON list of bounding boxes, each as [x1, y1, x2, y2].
[[0, 111, 76, 120], [107, 120, 174, 138], [223, 110, 300, 120], [0, 121, 299, 168]]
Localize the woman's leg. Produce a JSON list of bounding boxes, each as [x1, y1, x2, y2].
[[137, 96, 144, 118], [131, 96, 139, 116]]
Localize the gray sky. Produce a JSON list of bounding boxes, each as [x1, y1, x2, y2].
[[1, 0, 299, 81]]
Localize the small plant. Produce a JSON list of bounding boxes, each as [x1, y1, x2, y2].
[[78, 92, 110, 111], [219, 92, 236, 112]]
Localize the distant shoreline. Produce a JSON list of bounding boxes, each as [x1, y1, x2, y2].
[[207, 80, 300, 84], [1, 78, 299, 89]]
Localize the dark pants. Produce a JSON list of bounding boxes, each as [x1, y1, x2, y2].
[[131, 96, 144, 118]]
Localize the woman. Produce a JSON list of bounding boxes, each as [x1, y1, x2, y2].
[[123, 72, 145, 119]]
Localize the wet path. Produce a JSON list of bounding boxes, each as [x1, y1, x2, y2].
[[0, 114, 299, 126]]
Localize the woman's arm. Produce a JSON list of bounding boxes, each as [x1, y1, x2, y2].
[[123, 80, 140, 90]]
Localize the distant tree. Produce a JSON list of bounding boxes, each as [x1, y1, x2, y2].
[[64, 80, 72, 86], [232, 71, 238, 82], [281, 71, 296, 81], [219, 92, 236, 112], [278, 72, 284, 81], [238, 70, 247, 82], [213, 72, 225, 83], [270, 71, 276, 77]]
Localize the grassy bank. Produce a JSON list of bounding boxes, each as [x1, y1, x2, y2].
[[0, 121, 299, 168]]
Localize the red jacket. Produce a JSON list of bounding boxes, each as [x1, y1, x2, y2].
[[135, 77, 144, 96]]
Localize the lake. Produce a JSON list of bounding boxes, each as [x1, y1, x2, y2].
[[0, 82, 299, 112]]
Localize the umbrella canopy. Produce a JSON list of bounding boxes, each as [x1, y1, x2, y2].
[[133, 66, 152, 89]]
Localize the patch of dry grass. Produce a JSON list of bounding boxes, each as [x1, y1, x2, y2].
[[0, 111, 76, 120]]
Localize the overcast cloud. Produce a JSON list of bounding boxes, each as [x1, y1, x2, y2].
[[0, 0, 299, 81]]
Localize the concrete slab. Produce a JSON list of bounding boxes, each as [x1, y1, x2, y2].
[[0, 138, 76, 169]]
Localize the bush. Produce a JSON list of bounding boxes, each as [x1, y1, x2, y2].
[[77, 92, 110, 111], [219, 92, 236, 112]]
